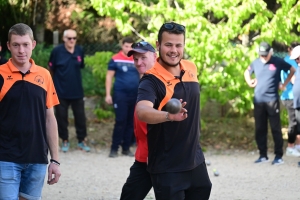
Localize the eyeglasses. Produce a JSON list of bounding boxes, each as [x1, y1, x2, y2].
[[131, 41, 149, 48], [67, 37, 77, 41], [163, 22, 185, 32]]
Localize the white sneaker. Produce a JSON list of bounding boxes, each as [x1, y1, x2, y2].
[[295, 145, 300, 152], [286, 147, 300, 157]]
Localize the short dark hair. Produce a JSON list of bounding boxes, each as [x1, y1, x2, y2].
[[122, 37, 134, 44], [291, 42, 300, 49], [158, 22, 185, 44]]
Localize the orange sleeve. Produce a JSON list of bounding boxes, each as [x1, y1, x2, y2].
[[45, 70, 59, 108]]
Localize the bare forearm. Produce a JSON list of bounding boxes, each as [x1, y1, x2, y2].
[[105, 79, 112, 96], [46, 110, 59, 161], [244, 70, 251, 84], [283, 70, 295, 87], [136, 104, 169, 124]]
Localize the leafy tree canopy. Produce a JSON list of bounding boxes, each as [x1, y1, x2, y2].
[[91, 0, 300, 114]]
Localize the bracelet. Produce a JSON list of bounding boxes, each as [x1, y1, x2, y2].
[[165, 112, 172, 122], [50, 159, 60, 166]]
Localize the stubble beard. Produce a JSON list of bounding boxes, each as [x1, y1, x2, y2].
[[159, 48, 182, 67]]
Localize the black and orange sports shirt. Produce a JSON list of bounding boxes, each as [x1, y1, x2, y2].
[[137, 58, 204, 174], [0, 59, 59, 164]]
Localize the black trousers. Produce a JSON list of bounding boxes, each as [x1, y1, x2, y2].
[[281, 100, 297, 144], [150, 162, 212, 200], [55, 98, 87, 142], [254, 100, 283, 158], [120, 161, 152, 200]]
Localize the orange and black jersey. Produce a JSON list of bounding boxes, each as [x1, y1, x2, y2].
[[137, 59, 204, 174], [0, 59, 59, 164]]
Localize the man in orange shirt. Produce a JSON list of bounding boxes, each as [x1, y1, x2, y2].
[[120, 41, 156, 199], [0, 23, 61, 200]]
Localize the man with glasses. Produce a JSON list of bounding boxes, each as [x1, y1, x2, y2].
[[290, 45, 300, 166], [135, 22, 212, 199], [244, 41, 295, 165], [281, 42, 300, 157], [120, 41, 156, 199], [106, 37, 140, 158], [48, 29, 90, 152]]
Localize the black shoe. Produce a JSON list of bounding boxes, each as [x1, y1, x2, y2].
[[122, 150, 134, 157], [109, 150, 118, 158]]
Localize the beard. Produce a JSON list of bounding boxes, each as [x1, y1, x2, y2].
[[159, 48, 182, 67]]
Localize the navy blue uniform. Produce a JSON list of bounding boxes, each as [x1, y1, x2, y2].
[[109, 51, 140, 152], [248, 56, 291, 159], [48, 44, 87, 142]]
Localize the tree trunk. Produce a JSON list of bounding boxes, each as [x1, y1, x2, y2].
[[33, 0, 46, 43]]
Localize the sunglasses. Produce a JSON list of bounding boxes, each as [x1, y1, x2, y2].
[[163, 22, 185, 32], [131, 41, 150, 48], [67, 37, 77, 41], [296, 57, 300, 60]]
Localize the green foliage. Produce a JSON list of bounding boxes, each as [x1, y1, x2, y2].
[[91, 0, 300, 119], [84, 51, 113, 96], [31, 44, 52, 68], [94, 107, 115, 120], [84, 51, 115, 120]]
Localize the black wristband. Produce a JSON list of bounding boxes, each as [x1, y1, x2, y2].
[[50, 159, 60, 166]]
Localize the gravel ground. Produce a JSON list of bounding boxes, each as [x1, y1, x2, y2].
[[42, 148, 300, 200]]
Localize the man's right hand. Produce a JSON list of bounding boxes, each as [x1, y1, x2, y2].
[[247, 78, 257, 88], [105, 95, 113, 104]]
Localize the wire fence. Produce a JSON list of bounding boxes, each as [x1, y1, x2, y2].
[[82, 43, 120, 55]]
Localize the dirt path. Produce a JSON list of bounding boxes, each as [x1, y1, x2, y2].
[[42, 148, 300, 200]]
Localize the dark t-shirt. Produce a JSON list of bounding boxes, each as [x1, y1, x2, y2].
[[48, 44, 84, 99], [137, 59, 204, 174], [0, 59, 59, 164], [248, 56, 291, 103], [108, 51, 139, 96], [293, 67, 300, 108]]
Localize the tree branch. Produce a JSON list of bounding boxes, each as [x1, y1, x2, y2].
[[128, 24, 146, 41]]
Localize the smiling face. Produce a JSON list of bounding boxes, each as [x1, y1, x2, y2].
[[7, 34, 36, 67], [133, 51, 156, 75], [157, 32, 184, 68]]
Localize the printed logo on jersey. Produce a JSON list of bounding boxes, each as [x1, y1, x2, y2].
[[122, 66, 128, 72], [34, 75, 44, 85], [7, 75, 13, 80], [269, 64, 276, 71], [77, 56, 82, 62]]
